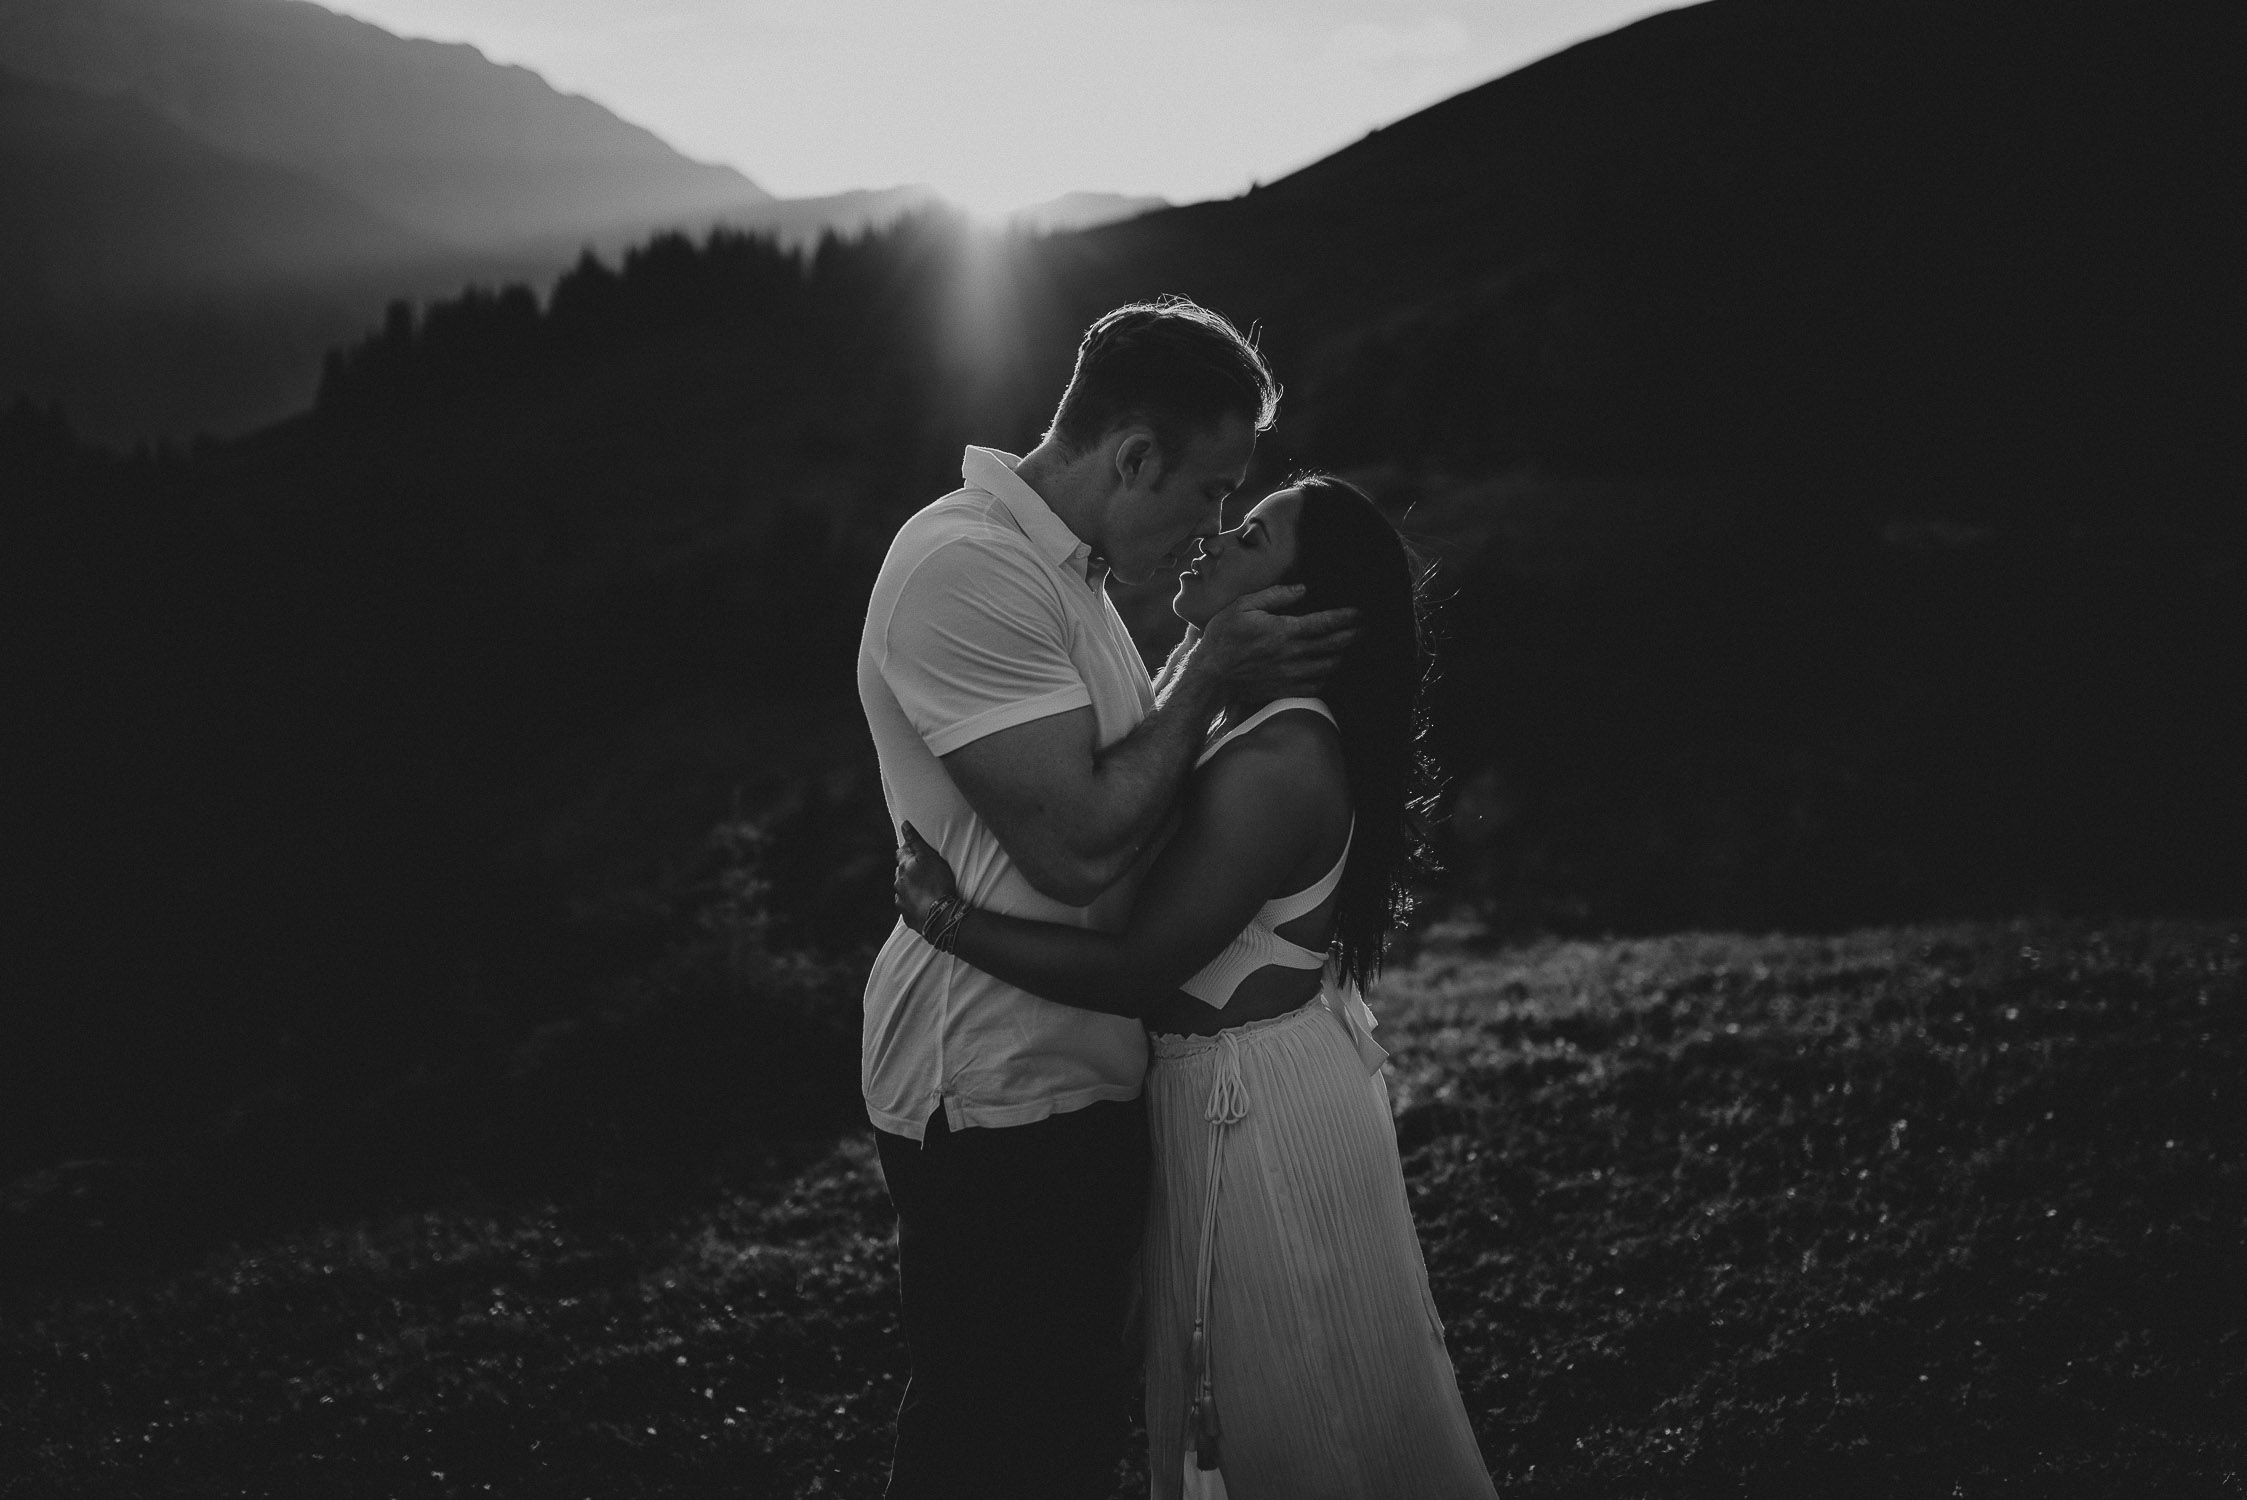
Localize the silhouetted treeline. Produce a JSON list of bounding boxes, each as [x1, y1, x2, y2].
[[5, 0, 2243, 1184]]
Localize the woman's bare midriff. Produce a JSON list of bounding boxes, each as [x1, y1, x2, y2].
[[1145, 962, 1326, 1039]]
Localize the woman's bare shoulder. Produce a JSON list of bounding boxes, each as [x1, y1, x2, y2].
[[1195, 707, 1348, 806]]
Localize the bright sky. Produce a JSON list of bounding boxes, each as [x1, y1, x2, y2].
[[318, 0, 1693, 216]]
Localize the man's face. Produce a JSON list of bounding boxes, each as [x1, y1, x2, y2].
[[1105, 412, 1256, 586]]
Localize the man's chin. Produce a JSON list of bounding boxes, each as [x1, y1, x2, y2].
[[1114, 556, 1184, 590]]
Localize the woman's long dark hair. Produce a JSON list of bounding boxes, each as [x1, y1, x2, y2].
[[1283, 474, 1438, 991]]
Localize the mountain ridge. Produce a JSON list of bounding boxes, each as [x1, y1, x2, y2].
[[0, 0, 772, 249]]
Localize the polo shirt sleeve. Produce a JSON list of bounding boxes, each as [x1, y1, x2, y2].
[[880, 532, 1093, 757]]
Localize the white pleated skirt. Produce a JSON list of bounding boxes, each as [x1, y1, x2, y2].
[[1143, 996, 1499, 1500]]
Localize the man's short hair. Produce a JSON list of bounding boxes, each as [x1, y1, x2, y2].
[[1046, 295, 1280, 467]]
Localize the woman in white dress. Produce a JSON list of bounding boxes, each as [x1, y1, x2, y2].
[[893, 474, 1498, 1500]]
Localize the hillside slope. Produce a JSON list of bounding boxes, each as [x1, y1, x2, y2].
[[1067, 0, 2245, 530]]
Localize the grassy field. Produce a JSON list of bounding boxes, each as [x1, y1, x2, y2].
[[4, 919, 2240, 1498]]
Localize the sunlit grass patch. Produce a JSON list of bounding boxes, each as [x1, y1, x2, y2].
[[1381, 920, 2245, 1494]]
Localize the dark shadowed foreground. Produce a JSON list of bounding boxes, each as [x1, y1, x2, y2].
[[4, 919, 2240, 1498]]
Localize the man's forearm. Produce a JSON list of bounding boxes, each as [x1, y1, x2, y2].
[[1062, 649, 1223, 896], [942, 585, 1335, 907]]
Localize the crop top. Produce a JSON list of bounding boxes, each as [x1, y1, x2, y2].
[[1175, 697, 1353, 1008]]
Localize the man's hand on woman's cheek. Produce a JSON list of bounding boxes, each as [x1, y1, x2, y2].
[[1200, 586, 1361, 697]]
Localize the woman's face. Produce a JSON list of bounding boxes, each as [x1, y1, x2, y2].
[[1172, 486, 1304, 628]]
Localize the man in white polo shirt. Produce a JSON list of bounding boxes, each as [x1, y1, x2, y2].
[[858, 297, 1354, 1498]]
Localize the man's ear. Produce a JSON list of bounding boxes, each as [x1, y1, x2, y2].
[[1112, 430, 1162, 491]]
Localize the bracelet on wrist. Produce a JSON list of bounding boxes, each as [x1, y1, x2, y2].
[[922, 894, 970, 955], [933, 897, 969, 955]]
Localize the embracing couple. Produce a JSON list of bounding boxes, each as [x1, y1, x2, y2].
[[857, 295, 1497, 1499]]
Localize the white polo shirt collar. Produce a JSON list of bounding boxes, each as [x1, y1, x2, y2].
[[962, 446, 1106, 587]]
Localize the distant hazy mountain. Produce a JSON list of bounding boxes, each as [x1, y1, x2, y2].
[[632, 185, 943, 259], [1009, 191, 1166, 234], [0, 62, 509, 434], [575, 185, 1168, 261], [0, 64, 442, 300], [0, 0, 771, 251]]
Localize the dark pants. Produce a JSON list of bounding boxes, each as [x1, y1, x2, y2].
[[874, 1096, 1149, 1500]]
